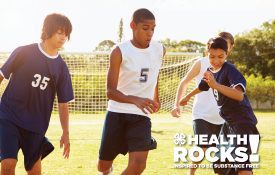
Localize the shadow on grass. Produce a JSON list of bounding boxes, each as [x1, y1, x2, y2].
[[152, 130, 164, 135]]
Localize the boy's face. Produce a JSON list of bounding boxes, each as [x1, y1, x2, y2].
[[132, 19, 156, 47], [208, 48, 227, 70], [47, 29, 68, 49]]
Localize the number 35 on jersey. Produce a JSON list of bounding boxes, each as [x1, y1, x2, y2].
[[31, 74, 50, 90]]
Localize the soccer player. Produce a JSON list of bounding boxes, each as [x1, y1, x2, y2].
[[171, 32, 234, 175], [97, 8, 165, 175], [180, 37, 259, 175], [0, 13, 74, 175]]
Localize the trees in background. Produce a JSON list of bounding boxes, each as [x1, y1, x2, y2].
[[228, 20, 275, 79], [160, 38, 205, 52]]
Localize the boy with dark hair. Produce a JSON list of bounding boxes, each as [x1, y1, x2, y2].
[[0, 13, 74, 175], [171, 32, 235, 175], [180, 37, 259, 175], [97, 8, 165, 175]]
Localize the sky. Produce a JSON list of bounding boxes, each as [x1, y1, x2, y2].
[[0, 0, 274, 52]]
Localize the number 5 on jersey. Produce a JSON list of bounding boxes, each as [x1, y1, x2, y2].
[[140, 68, 149, 82], [32, 74, 50, 90]]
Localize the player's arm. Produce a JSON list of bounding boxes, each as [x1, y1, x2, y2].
[[58, 102, 70, 159], [171, 60, 200, 117], [204, 71, 244, 101], [0, 75, 4, 85], [179, 88, 202, 106], [107, 46, 158, 114]]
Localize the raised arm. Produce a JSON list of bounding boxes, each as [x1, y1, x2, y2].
[[204, 71, 244, 101], [171, 60, 200, 117]]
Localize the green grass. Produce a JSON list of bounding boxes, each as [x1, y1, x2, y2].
[[12, 111, 275, 174]]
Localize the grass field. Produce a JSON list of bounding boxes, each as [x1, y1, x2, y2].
[[13, 111, 275, 175]]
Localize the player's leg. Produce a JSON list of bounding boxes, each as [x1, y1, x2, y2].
[[1, 159, 17, 175], [232, 124, 259, 175], [122, 151, 148, 175], [98, 112, 127, 174], [0, 119, 21, 175], [21, 129, 54, 174], [27, 158, 41, 175], [213, 123, 237, 175], [189, 119, 222, 175], [122, 114, 157, 174]]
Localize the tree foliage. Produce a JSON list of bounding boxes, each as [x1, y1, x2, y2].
[[93, 40, 115, 51], [228, 20, 275, 79], [160, 38, 205, 52]]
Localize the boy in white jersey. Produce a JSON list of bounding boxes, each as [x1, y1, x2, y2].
[[171, 32, 234, 175], [97, 8, 165, 175]]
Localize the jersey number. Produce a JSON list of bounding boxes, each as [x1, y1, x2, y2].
[[213, 89, 219, 101], [140, 68, 149, 82], [31, 74, 50, 90]]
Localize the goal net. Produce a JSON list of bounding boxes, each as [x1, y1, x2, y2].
[[0, 52, 201, 114]]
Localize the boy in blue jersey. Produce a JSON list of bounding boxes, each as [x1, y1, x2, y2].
[[0, 13, 74, 175], [180, 37, 259, 175], [97, 8, 165, 175]]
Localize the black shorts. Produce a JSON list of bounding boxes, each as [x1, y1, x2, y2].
[[193, 119, 223, 148], [213, 122, 260, 174], [0, 119, 54, 171], [99, 111, 157, 161]]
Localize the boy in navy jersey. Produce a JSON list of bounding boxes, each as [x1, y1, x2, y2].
[[180, 37, 259, 175], [0, 13, 74, 175], [97, 8, 165, 175], [171, 32, 235, 175]]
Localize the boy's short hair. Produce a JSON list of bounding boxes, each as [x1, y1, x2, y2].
[[41, 13, 72, 41], [132, 8, 155, 24], [218, 32, 234, 45], [207, 37, 228, 54]]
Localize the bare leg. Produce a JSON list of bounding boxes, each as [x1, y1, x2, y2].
[[122, 151, 148, 175]]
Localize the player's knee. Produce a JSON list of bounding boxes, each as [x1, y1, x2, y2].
[[238, 171, 252, 175], [97, 160, 112, 173], [129, 160, 147, 173], [1, 159, 17, 175], [27, 168, 41, 175]]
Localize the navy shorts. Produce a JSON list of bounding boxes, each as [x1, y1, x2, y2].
[[99, 111, 157, 161], [213, 122, 260, 174], [0, 119, 54, 171], [193, 119, 223, 148]]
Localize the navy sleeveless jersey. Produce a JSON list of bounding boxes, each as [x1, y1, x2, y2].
[[0, 43, 74, 134], [198, 62, 257, 125]]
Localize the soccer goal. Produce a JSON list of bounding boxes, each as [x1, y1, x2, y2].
[[61, 52, 201, 114], [0, 52, 201, 114]]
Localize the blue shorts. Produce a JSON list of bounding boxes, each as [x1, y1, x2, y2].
[[99, 111, 157, 161], [213, 122, 260, 174], [193, 119, 223, 148], [0, 119, 54, 171]]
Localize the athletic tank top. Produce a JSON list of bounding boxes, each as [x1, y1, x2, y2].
[[192, 57, 224, 124], [107, 40, 163, 117]]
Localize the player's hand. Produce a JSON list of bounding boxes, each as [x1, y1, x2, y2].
[[132, 96, 159, 114], [60, 132, 70, 159], [153, 99, 161, 113], [204, 71, 218, 89], [171, 106, 181, 118], [179, 96, 190, 106]]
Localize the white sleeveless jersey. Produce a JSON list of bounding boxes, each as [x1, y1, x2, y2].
[[107, 40, 163, 117], [192, 57, 225, 124]]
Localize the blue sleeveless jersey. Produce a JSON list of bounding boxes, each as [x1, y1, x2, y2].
[[0, 43, 74, 134]]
